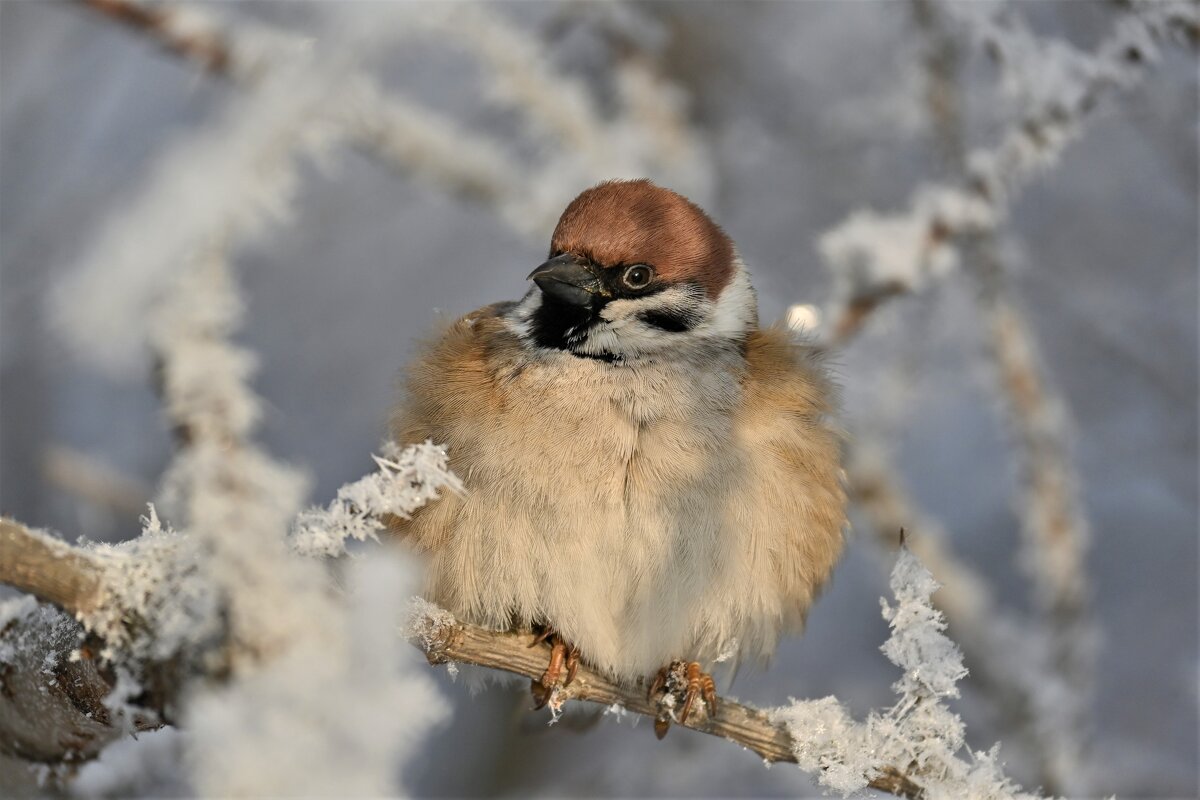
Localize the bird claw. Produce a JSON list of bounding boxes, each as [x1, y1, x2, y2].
[[647, 660, 718, 737], [529, 627, 580, 711]]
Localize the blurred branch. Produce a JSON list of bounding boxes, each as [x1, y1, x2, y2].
[[0, 600, 124, 765], [77, 0, 714, 240], [81, 0, 230, 75], [412, 609, 926, 800], [912, 0, 965, 170], [882, 2, 1098, 792], [821, 0, 1199, 345], [973, 237, 1094, 703], [41, 446, 151, 520], [0, 520, 164, 764], [76, 0, 526, 223]]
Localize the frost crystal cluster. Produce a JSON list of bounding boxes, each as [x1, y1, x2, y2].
[[290, 440, 465, 558], [772, 549, 1034, 799]]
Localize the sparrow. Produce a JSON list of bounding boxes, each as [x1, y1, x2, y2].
[[391, 179, 845, 733]]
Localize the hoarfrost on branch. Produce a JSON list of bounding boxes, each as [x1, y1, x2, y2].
[[772, 548, 1034, 800]]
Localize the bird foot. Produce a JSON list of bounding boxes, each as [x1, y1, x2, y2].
[[529, 626, 580, 713], [647, 660, 718, 738]]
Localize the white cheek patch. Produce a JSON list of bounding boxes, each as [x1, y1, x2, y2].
[[574, 285, 703, 356], [696, 260, 758, 339], [599, 284, 705, 326], [581, 264, 757, 357]]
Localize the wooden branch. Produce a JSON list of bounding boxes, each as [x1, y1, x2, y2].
[[0, 518, 106, 618], [414, 612, 926, 799]]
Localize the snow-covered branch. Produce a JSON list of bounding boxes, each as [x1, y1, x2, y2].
[[410, 546, 1038, 799], [970, 242, 1095, 788], [820, 0, 1198, 344], [847, 443, 1083, 794], [78, 0, 714, 243], [290, 440, 464, 559], [2, 243, 452, 791], [408, 554, 988, 796], [772, 547, 1035, 800], [881, 4, 1097, 790]]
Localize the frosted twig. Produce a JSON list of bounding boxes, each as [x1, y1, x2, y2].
[[78, 0, 713, 245], [339, 75, 522, 211], [821, 0, 1199, 344], [51, 63, 354, 373], [415, 4, 613, 166], [0, 512, 212, 668], [77, 0, 535, 234], [0, 519, 106, 617], [977, 256, 1090, 628], [847, 442, 1082, 794], [392, 2, 714, 230], [0, 593, 133, 765], [414, 546, 1038, 798], [773, 548, 1036, 799], [0, 517, 919, 796], [290, 440, 464, 559]]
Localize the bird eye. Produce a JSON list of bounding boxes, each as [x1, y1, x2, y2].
[[621, 265, 654, 290]]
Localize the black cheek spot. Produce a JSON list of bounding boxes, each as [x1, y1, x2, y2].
[[639, 309, 699, 333]]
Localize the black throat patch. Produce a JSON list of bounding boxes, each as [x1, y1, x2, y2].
[[529, 296, 602, 353]]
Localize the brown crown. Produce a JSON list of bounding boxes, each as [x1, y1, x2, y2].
[[549, 180, 735, 298]]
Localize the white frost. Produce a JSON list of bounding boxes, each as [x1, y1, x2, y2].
[[290, 440, 465, 558], [771, 548, 1036, 799]]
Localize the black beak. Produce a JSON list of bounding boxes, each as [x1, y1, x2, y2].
[[527, 253, 605, 308]]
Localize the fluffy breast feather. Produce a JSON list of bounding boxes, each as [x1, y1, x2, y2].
[[390, 306, 845, 678]]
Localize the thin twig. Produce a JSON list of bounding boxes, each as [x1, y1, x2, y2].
[[77, 0, 524, 220], [973, 241, 1094, 759]]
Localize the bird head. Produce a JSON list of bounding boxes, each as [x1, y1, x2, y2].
[[512, 179, 758, 363]]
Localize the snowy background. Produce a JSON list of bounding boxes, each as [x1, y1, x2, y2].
[[0, 1, 1195, 797]]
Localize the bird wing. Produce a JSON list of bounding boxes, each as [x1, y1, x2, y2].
[[386, 302, 518, 537], [736, 324, 847, 637]]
